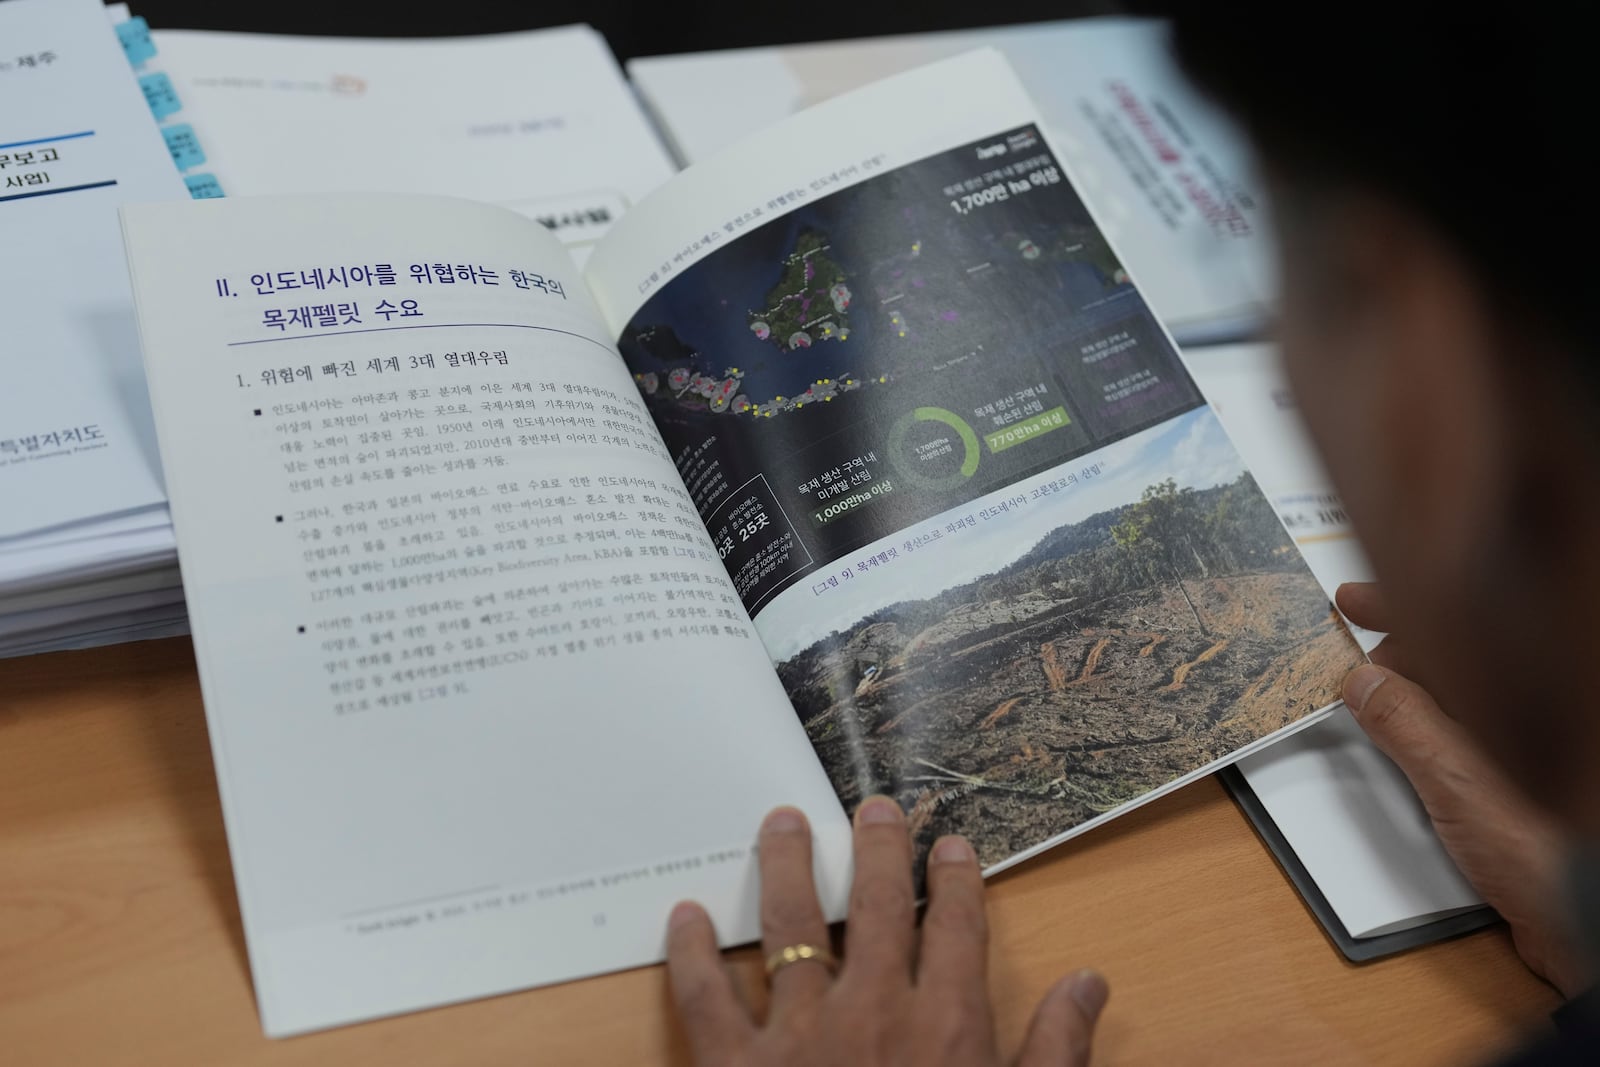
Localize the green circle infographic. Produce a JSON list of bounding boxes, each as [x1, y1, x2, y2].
[[886, 406, 982, 490]]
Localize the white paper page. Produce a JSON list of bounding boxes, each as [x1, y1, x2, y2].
[[587, 51, 1363, 884], [0, 502, 167, 555], [0, 523, 175, 593], [0, 0, 187, 538], [120, 193, 850, 1036], [1237, 709, 1484, 937], [628, 17, 1272, 339], [103, 3, 131, 22], [0, 582, 186, 639], [0, 562, 181, 615], [0, 604, 189, 658], [148, 26, 676, 260]]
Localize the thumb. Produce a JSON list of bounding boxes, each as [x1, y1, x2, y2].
[[1016, 970, 1107, 1067], [1342, 663, 1473, 799]]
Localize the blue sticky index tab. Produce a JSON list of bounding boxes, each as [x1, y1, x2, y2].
[[184, 173, 224, 199], [115, 17, 157, 67], [138, 72, 182, 121], [161, 124, 206, 171]]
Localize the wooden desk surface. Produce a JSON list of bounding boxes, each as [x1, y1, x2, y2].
[[0, 637, 1561, 1066]]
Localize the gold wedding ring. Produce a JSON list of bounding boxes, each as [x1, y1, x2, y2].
[[764, 943, 839, 979]]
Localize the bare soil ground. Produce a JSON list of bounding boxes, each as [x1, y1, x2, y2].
[[796, 571, 1363, 873]]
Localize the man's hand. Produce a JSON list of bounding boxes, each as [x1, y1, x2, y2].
[[1338, 581, 1590, 997], [665, 798, 1107, 1066]]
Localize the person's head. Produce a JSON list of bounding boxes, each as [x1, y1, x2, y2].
[[1161, 10, 1600, 830]]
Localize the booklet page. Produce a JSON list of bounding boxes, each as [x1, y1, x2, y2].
[[586, 51, 1363, 877], [120, 193, 849, 1036]]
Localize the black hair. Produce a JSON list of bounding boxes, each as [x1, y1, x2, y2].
[[1143, 6, 1588, 358]]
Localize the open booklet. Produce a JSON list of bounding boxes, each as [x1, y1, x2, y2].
[[120, 50, 1363, 1036]]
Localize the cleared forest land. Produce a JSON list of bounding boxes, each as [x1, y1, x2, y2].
[[781, 480, 1364, 874]]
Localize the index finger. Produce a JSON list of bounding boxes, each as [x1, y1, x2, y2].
[[1365, 634, 1411, 676], [1335, 581, 1390, 633]]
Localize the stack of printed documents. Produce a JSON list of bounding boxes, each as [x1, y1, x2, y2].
[[0, 0, 188, 656]]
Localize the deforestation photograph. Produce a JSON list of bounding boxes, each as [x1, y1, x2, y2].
[[771, 407, 1365, 875]]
